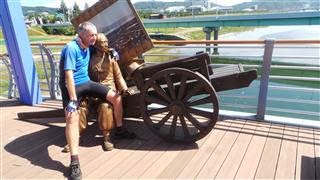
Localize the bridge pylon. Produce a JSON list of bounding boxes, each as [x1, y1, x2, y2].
[[203, 27, 220, 54]]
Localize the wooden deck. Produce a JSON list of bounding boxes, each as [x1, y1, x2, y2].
[[1, 99, 319, 179]]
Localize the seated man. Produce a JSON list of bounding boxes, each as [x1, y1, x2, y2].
[[64, 33, 134, 152]]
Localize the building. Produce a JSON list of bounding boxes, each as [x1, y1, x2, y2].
[[185, 5, 206, 14], [165, 6, 185, 13]]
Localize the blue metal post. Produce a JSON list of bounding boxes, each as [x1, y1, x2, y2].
[[256, 39, 274, 120], [0, 0, 42, 105]]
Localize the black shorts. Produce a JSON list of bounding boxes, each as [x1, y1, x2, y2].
[[60, 80, 111, 108]]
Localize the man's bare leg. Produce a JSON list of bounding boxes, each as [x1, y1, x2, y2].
[[65, 111, 80, 155]]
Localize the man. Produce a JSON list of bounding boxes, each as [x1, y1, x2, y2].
[[59, 22, 134, 180]]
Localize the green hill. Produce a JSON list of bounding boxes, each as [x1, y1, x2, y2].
[[22, 6, 58, 16], [134, 0, 320, 12], [234, 0, 320, 11]]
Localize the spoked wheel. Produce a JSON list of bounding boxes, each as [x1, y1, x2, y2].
[[140, 68, 219, 143]]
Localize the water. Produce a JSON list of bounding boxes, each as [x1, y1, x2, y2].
[[170, 25, 320, 65], [219, 26, 320, 121], [217, 81, 320, 121], [220, 25, 320, 65], [183, 25, 320, 121], [221, 25, 320, 40]]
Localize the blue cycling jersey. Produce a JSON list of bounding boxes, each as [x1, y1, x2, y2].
[[59, 40, 90, 85]]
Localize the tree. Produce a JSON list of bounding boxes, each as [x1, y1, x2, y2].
[[84, 2, 89, 9], [55, 13, 64, 22], [57, 0, 68, 22], [72, 2, 81, 18], [47, 14, 57, 23]]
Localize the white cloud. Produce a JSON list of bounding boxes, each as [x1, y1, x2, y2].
[[21, 0, 252, 9], [21, 0, 99, 9]]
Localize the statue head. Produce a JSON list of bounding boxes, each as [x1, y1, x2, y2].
[[94, 33, 109, 53]]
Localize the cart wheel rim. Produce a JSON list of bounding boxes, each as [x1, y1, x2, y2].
[[140, 67, 219, 143]]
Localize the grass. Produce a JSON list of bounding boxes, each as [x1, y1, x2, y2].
[[146, 27, 187, 34], [185, 27, 257, 40], [146, 27, 257, 40], [0, 27, 72, 54], [27, 26, 47, 36]]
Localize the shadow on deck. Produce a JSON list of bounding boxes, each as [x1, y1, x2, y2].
[[1, 99, 319, 179]]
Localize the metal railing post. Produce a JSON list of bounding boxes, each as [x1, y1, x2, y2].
[[256, 39, 274, 120], [1, 55, 17, 99], [38, 43, 54, 99], [40, 45, 60, 99]]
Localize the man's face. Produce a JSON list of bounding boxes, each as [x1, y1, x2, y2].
[[80, 27, 97, 47]]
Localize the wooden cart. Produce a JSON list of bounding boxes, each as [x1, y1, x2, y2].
[[121, 52, 256, 143], [18, 0, 257, 143]]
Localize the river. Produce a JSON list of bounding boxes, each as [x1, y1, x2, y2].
[[220, 25, 320, 65], [182, 25, 320, 122], [220, 26, 319, 121], [221, 25, 320, 40], [171, 25, 320, 65]]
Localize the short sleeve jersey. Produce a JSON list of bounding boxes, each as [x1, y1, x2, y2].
[[59, 40, 90, 85]]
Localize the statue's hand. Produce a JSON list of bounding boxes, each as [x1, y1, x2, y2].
[[121, 89, 134, 96]]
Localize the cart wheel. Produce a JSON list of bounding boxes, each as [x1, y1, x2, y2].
[[140, 67, 219, 143]]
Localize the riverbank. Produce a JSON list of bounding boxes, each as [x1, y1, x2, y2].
[[147, 26, 256, 40]]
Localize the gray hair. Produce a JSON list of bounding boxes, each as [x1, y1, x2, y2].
[[77, 21, 97, 34]]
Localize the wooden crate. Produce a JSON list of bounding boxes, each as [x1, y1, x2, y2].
[[71, 0, 153, 67]]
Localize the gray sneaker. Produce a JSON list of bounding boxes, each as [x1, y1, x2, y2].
[[69, 162, 82, 180]]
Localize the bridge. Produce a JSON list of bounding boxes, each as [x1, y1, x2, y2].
[[42, 11, 320, 29], [143, 11, 320, 42], [143, 11, 320, 28], [41, 12, 320, 42]]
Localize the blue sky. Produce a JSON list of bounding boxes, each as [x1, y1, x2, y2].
[[20, 0, 251, 9]]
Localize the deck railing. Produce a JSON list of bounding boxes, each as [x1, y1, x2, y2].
[[0, 39, 319, 127]]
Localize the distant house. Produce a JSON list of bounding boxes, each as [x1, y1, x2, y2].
[[186, 5, 206, 14], [165, 6, 185, 13], [242, 5, 258, 12], [149, 13, 166, 19], [242, 8, 254, 12], [208, 6, 233, 14], [41, 12, 49, 16]]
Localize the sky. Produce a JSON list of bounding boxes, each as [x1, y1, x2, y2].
[[20, 0, 252, 9]]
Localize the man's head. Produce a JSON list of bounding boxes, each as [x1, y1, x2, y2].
[[77, 21, 97, 48], [94, 33, 109, 53]]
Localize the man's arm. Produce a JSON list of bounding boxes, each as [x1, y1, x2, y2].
[[65, 70, 77, 101]]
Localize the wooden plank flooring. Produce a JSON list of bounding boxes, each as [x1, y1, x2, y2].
[[1, 99, 319, 179]]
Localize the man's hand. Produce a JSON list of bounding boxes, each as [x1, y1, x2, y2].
[[109, 48, 119, 61], [66, 100, 79, 112]]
